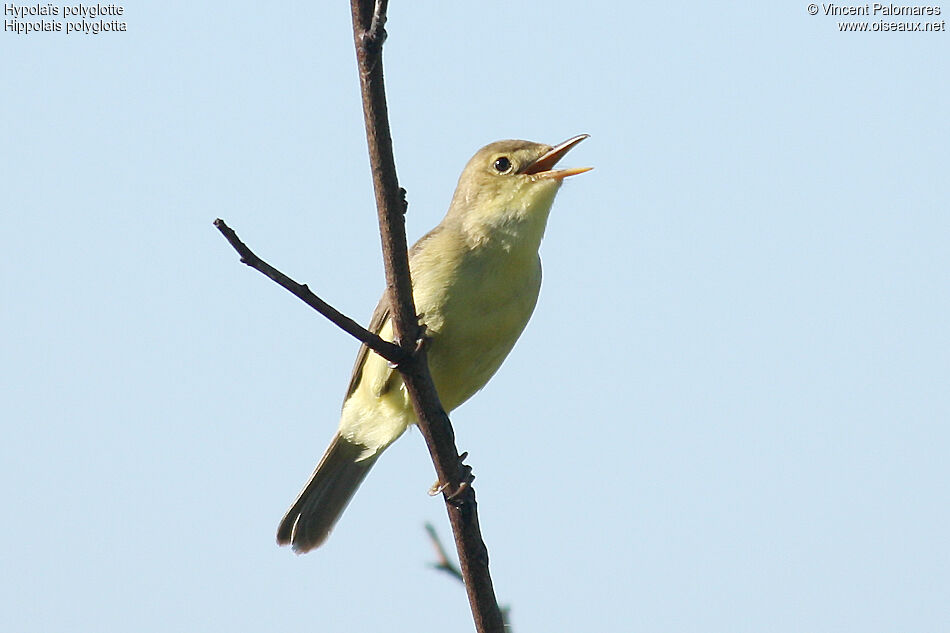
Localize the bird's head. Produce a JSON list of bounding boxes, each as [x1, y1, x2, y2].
[[447, 134, 591, 249]]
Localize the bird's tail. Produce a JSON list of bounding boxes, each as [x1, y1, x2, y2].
[[276, 434, 379, 553]]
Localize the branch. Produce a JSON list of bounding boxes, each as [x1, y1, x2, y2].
[[213, 218, 406, 366], [425, 524, 512, 630], [349, 3, 506, 633], [425, 522, 464, 583]]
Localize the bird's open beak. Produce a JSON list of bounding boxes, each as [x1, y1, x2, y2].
[[522, 134, 592, 180]]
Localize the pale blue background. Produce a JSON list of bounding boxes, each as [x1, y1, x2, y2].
[[2, 2, 948, 632]]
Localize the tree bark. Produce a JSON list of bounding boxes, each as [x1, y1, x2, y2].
[[349, 2, 506, 632]]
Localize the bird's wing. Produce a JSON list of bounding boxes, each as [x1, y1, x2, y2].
[[342, 224, 445, 403], [343, 294, 392, 402]]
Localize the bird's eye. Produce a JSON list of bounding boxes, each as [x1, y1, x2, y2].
[[493, 157, 512, 174]]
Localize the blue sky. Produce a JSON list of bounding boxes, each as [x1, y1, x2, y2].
[[2, 2, 948, 632]]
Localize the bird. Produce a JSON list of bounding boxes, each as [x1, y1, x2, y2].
[[277, 134, 591, 553]]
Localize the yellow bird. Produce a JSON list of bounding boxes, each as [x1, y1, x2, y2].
[[277, 135, 591, 552]]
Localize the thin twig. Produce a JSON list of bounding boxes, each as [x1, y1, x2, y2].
[[366, 0, 388, 45], [425, 522, 464, 583], [425, 524, 512, 630], [213, 218, 406, 366], [349, 2, 506, 633]]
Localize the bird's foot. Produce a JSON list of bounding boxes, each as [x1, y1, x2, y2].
[[428, 452, 474, 500], [387, 322, 429, 369], [413, 322, 430, 356]]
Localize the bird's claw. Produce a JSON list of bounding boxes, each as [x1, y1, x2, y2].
[[413, 323, 430, 356], [387, 322, 430, 369], [428, 452, 474, 501]]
